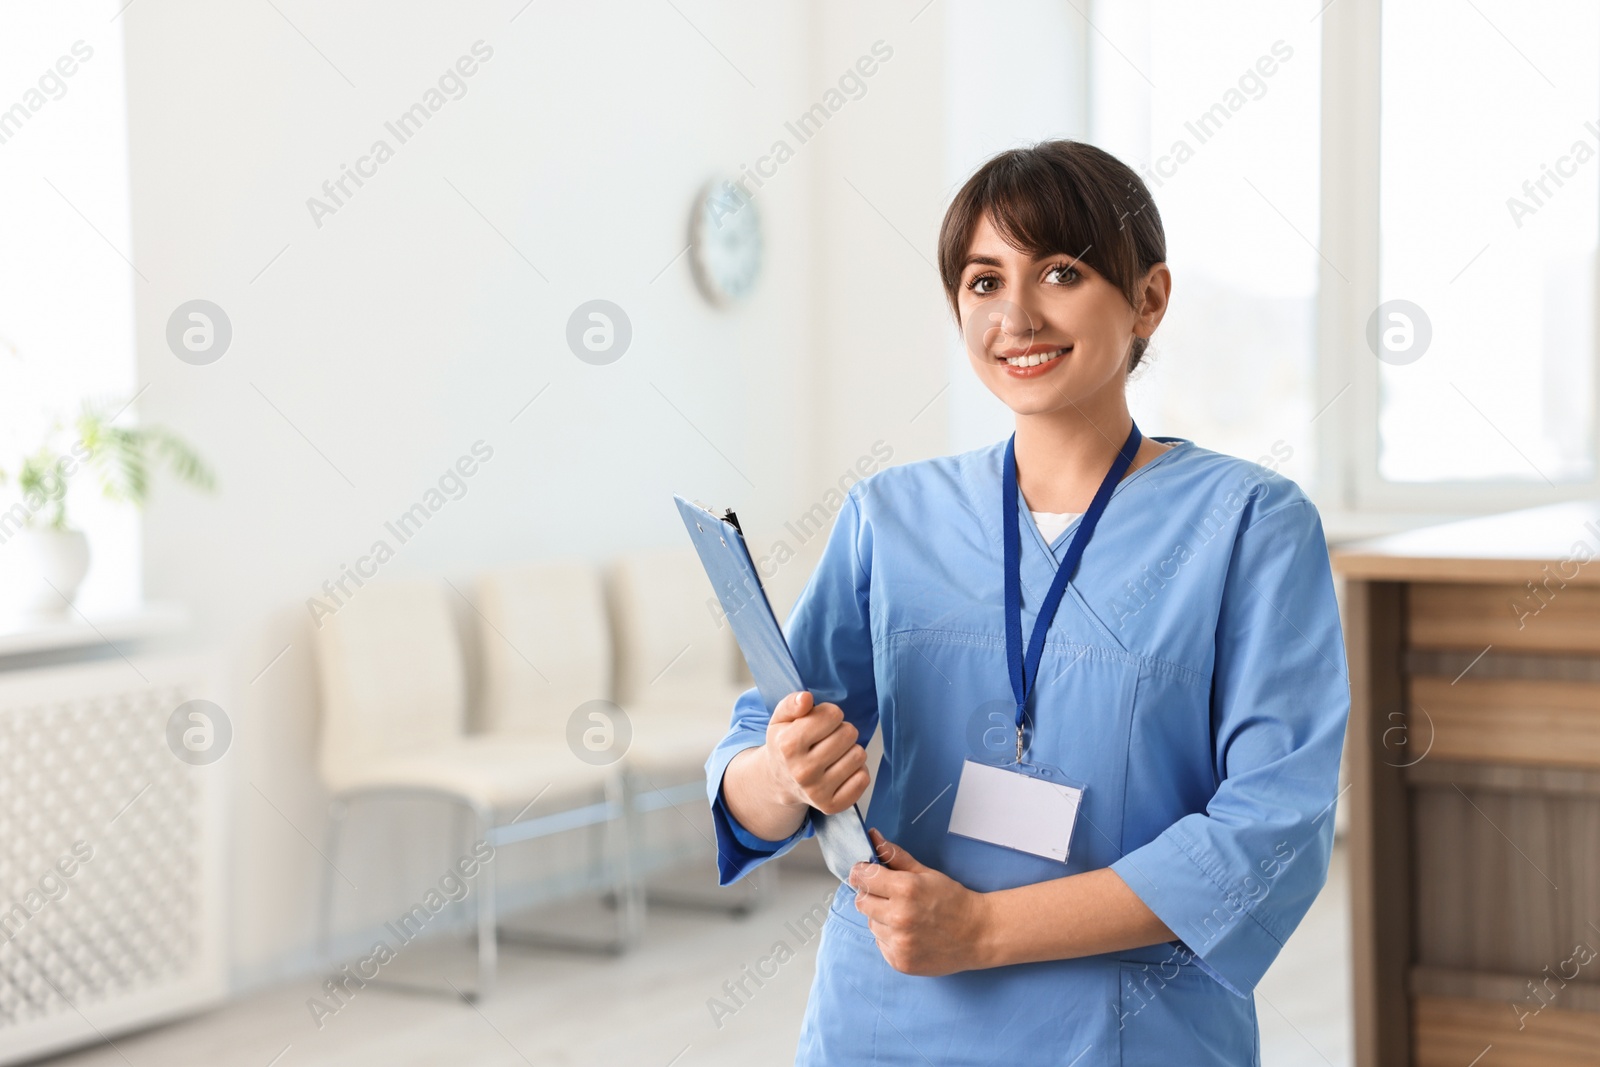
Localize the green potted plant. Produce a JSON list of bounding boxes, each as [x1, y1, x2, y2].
[[0, 400, 215, 618]]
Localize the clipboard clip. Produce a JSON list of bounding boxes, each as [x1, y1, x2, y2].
[[690, 498, 743, 535]]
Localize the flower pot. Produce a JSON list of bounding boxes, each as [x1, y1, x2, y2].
[[2, 528, 91, 618]]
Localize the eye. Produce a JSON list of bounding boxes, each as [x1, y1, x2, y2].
[[966, 273, 1000, 295], [1044, 262, 1080, 285]]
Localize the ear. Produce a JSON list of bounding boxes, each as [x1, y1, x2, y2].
[[1134, 262, 1171, 337]]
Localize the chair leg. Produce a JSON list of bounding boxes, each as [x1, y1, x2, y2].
[[632, 773, 768, 916], [474, 805, 497, 1003], [329, 796, 501, 1005], [609, 773, 645, 948], [492, 780, 638, 955], [586, 812, 608, 884], [317, 799, 348, 966]]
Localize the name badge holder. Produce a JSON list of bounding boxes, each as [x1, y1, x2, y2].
[[949, 715, 1091, 864], [946, 423, 1142, 865]]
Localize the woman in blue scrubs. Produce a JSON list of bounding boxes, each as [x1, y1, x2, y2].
[[705, 139, 1349, 1065]]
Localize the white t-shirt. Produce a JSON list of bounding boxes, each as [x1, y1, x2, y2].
[[1031, 509, 1082, 544]]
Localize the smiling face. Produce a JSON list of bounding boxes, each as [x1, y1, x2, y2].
[[956, 212, 1169, 420]]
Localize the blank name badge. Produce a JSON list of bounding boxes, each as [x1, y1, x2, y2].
[[947, 759, 1083, 862]]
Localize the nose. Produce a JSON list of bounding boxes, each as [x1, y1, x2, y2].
[[990, 298, 1041, 353], [1006, 286, 1047, 342]]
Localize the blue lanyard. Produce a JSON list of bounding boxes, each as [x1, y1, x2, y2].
[[1003, 422, 1142, 761]]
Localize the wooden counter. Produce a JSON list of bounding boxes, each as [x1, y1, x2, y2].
[[1333, 502, 1600, 1067]]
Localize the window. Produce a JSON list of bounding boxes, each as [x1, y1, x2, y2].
[[1376, 0, 1597, 486], [1089, 0, 1324, 491], [948, 1, 1600, 516], [0, 9, 140, 612]]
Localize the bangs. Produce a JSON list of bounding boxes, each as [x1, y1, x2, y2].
[[978, 157, 1105, 270], [937, 142, 1161, 317]]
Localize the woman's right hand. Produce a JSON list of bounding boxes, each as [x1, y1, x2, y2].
[[763, 690, 870, 815]]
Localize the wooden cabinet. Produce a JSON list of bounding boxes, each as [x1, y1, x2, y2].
[[1333, 503, 1600, 1067]]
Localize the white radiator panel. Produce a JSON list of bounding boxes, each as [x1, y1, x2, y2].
[[0, 657, 225, 1064]]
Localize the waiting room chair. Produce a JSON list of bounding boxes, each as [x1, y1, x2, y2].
[[312, 579, 639, 1003], [606, 546, 773, 910], [474, 560, 637, 900]]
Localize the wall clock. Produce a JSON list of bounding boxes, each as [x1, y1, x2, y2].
[[688, 176, 762, 307]]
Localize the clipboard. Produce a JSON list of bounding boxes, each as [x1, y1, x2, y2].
[[673, 493, 876, 881]]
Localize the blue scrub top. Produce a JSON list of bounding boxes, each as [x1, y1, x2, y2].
[[704, 436, 1350, 1066]]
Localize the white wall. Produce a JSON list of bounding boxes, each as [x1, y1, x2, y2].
[[804, 5, 950, 505], [123, 0, 963, 989], [943, 0, 1090, 454]]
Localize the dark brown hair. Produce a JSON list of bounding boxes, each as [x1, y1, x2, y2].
[[937, 139, 1167, 372]]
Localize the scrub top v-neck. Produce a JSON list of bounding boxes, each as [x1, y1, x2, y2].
[[1021, 437, 1186, 567], [705, 434, 1349, 1067], [1030, 509, 1080, 546]]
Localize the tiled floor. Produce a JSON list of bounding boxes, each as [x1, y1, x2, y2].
[[29, 844, 1351, 1066]]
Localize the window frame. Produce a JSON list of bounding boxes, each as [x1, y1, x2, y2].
[[1318, 0, 1600, 514]]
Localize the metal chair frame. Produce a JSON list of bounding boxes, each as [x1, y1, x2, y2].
[[624, 770, 776, 914], [315, 775, 643, 1003]]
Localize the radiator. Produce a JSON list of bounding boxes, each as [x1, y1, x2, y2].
[[0, 656, 225, 1064]]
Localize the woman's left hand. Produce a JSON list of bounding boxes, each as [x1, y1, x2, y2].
[[849, 828, 992, 976]]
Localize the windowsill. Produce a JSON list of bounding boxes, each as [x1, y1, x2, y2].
[[0, 602, 189, 659], [1316, 508, 1476, 547]]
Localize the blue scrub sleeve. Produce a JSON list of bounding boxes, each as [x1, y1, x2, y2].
[[1110, 499, 1350, 997], [704, 486, 880, 886]]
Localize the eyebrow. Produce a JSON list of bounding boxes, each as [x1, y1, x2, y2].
[[962, 250, 1087, 271]]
